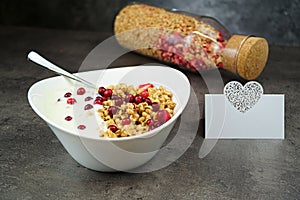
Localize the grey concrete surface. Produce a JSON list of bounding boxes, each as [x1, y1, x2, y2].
[[0, 0, 300, 46], [0, 26, 300, 199]]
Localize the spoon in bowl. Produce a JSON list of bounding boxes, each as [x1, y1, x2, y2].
[[27, 51, 97, 89]]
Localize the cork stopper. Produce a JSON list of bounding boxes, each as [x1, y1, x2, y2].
[[223, 35, 269, 80]]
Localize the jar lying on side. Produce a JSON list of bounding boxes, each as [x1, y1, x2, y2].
[[114, 4, 269, 80]]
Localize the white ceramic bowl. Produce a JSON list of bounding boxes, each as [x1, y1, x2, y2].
[[28, 66, 190, 172]]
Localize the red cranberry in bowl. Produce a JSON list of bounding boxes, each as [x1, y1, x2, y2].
[[64, 92, 72, 97], [93, 99, 103, 105], [67, 98, 76, 105], [125, 94, 135, 103], [77, 125, 86, 130], [108, 125, 118, 133], [98, 87, 106, 96], [115, 98, 124, 106], [84, 104, 93, 110], [108, 106, 118, 116], [144, 98, 152, 105], [103, 89, 113, 98], [134, 94, 143, 104], [156, 110, 171, 124], [141, 90, 149, 99], [149, 121, 161, 130], [122, 118, 131, 126], [84, 96, 93, 101], [77, 87, 86, 95], [151, 102, 160, 111], [95, 96, 106, 102], [100, 96, 107, 102], [111, 94, 119, 100], [146, 119, 154, 126], [65, 116, 72, 121]]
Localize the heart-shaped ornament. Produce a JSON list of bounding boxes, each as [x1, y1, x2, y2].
[[224, 81, 263, 113]]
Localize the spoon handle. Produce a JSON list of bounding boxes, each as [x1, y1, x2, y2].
[[27, 51, 97, 89]]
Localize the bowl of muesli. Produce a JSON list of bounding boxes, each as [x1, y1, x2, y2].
[[28, 66, 190, 171]]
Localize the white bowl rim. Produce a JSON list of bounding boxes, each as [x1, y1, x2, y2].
[[28, 66, 191, 141]]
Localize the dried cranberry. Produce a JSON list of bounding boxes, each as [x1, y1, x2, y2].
[[111, 94, 119, 100], [96, 96, 106, 102], [64, 92, 72, 97], [77, 87, 86, 95], [115, 98, 124, 106], [100, 96, 107, 102], [149, 121, 161, 130], [77, 125, 86, 130], [125, 94, 135, 103], [98, 87, 106, 96], [93, 99, 102, 105], [144, 98, 152, 105], [151, 102, 160, 111], [134, 94, 143, 104], [122, 118, 131, 126], [157, 110, 171, 124], [85, 96, 93, 101], [65, 116, 72, 121], [103, 89, 113, 98], [108, 125, 118, 133], [146, 119, 154, 126], [67, 98, 76, 105], [141, 90, 149, 98], [84, 104, 93, 110], [108, 106, 118, 116]]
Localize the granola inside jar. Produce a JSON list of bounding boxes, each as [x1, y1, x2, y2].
[[114, 4, 269, 80]]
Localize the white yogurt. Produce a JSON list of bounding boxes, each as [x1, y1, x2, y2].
[[45, 86, 106, 139]]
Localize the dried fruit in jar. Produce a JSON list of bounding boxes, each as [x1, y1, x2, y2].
[[114, 4, 269, 80], [114, 4, 227, 72]]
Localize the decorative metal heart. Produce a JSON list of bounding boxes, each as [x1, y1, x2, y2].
[[224, 81, 263, 113]]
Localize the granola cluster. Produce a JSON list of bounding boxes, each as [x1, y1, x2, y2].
[[97, 83, 176, 138]]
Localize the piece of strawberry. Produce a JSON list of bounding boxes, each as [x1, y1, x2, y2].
[[138, 83, 154, 91]]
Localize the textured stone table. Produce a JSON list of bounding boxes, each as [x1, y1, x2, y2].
[[1, 26, 299, 199]]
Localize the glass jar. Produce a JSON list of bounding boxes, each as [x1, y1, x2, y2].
[[114, 4, 269, 80]]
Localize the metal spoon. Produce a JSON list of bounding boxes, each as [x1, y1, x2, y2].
[[27, 51, 97, 89]]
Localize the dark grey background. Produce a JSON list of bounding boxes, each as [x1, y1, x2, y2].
[[0, 0, 299, 46]]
